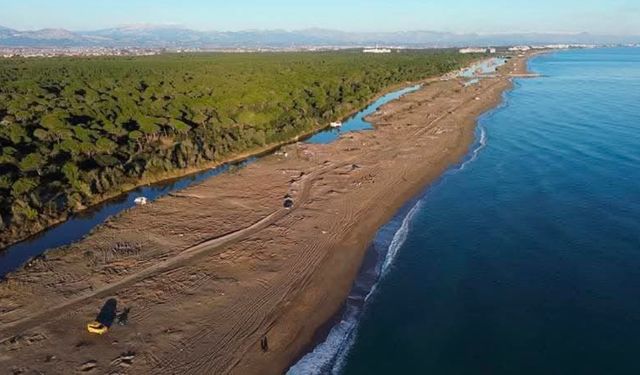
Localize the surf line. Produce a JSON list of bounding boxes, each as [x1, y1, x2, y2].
[[288, 118, 492, 375]]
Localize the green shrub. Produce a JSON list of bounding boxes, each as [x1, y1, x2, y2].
[[0, 50, 477, 238]]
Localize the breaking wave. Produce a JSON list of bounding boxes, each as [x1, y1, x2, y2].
[[287, 199, 422, 375], [288, 122, 490, 375], [459, 125, 487, 171]]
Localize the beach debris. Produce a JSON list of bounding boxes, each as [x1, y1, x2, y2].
[[24, 255, 46, 269], [112, 242, 138, 253], [78, 360, 97, 372], [116, 307, 131, 326], [275, 150, 289, 158], [283, 194, 294, 209], [110, 351, 135, 368], [134, 196, 148, 205], [1, 333, 45, 353]]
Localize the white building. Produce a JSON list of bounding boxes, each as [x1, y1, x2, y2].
[[508, 45, 532, 52], [459, 47, 496, 54], [363, 47, 392, 54]]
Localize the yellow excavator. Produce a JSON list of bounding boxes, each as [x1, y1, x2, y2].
[[86, 321, 109, 335], [87, 298, 117, 335]]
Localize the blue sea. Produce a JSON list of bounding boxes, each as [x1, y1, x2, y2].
[[289, 48, 640, 374]]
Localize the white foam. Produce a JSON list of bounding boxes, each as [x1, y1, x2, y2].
[[459, 126, 487, 171], [288, 125, 489, 375], [288, 200, 421, 375], [380, 200, 421, 276]]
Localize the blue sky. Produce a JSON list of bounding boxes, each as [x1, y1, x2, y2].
[[1, 0, 639, 34]]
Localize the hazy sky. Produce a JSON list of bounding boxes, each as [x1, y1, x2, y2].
[[1, 0, 639, 35]]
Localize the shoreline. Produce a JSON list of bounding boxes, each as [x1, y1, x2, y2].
[[288, 53, 540, 372], [0, 53, 535, 374], [280, 72, 522, 375]]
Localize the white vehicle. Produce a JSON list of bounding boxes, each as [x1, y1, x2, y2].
[[330, 121, 342, 128], [134, 196, 148, 205]]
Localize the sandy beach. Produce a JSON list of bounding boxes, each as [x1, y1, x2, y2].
[[0, 53, 532, 374]]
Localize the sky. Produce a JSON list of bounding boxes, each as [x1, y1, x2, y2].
[[1, 0, 639, 35]]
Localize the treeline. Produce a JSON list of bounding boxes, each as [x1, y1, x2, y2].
[[0, 50, 477, 247]]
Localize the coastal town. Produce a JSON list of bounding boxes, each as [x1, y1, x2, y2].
[[2, 43, 635, 58], [0, 46, 163, 58]]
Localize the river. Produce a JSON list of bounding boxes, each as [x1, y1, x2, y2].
[[0, 84, 421, 277]]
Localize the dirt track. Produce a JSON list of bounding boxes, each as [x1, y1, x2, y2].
[[0, 54, 532, 374]]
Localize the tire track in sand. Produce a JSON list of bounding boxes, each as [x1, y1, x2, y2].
[[0, 161, 351, 343]]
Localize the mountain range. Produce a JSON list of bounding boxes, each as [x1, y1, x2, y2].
[[0, 25, 638, 48]]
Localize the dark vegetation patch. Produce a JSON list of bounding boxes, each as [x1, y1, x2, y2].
[[0, 50, 479, 245]]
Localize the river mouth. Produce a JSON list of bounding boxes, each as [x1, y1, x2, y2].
[[0, 84, 422, 278]]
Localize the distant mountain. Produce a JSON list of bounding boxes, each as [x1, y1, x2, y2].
[[0, 26, 94, 46], [84, 25, 203, 45], [0, 25, 637, 48]]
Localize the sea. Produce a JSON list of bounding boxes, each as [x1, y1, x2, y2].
[[289, 48, 640, 374]]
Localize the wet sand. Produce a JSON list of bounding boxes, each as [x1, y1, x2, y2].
[[0, 53, 532, 374]]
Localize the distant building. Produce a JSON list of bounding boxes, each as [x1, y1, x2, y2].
[[508, 45, 532, 52], [363, 47, 392, 54], [459, 47, 496, 54]]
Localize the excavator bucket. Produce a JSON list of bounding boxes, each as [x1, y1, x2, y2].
[[87, 321, 109, 335]]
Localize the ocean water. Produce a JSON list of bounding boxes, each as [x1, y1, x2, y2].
[[291, 48, 640, 374]]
